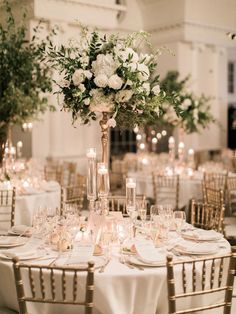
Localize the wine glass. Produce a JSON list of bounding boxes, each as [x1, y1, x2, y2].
[[150, 205, 159, 221], [173, 211, 186, 234]]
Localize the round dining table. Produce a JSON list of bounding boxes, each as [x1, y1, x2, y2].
[[0, 228, 231, 314]]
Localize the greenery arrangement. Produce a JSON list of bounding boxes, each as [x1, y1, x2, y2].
[[0, 1, 54, 159], [46, 25, 180, 129], [160, 71, 215, 133]]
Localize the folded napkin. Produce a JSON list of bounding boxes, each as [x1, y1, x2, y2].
[[182, 229, 222, 241], [9, 225, 32, 236], [176, 241, 218, 254], [1, 237, 42, 259], [135, 239, 165, 264]]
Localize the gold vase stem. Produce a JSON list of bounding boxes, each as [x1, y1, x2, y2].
[[100, 112, 109, 164]]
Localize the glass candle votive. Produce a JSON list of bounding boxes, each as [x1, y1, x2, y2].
[[97, 162, 109, 199]]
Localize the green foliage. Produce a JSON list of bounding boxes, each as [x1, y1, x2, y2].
[[0, 0, 55, 129]]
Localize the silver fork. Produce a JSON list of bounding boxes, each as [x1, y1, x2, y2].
[[99, 258, 111, 273]]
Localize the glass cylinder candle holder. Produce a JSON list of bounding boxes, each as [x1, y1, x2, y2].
[[97, 162, 109, 199], [126, 178, 136, 212], [86, 148, 97, 210]]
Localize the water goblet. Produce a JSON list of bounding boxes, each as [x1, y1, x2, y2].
[[173, 210, 186, 234]]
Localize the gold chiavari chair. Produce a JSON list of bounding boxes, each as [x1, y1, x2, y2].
[[13, 258, 94, 314], [0, 188, 16, 231], [61, 162, 77, 187], [44, 165, 63, 185], [203, 172, 228, 204], [204, 186, 224, 208], [190, 199, 225, 233], [227, 177, 236, 216], [60, 183, 86, 216], [166, 253, 236, 314], [152, 173, 180, 210], [108, 195, 147, 216]]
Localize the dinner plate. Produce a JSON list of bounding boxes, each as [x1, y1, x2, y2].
[[0, 251, 44, 261], [0, 236, 27, 248], [65, 256, 106, 268], [129, 256, 165, 267]]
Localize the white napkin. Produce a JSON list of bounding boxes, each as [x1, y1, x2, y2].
[[135, 239, 165, 264], [9, 225, 32, 236], [1, 237, 42, 259], [176, 241, 218, 254], [182, 229, 222, 241]]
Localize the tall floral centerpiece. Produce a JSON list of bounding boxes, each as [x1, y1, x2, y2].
[[0, 1, 55, 165], [160, 71, 215, 134], [47, 26, 177, 163]]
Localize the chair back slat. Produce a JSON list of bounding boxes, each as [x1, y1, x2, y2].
[[202, 260, 206, 290], [192, 262, 197, 292], [28, 267, 36, 298], [50, 268, 56, 300], [73, 270, 78, 302], [39, 268, 45, 299]]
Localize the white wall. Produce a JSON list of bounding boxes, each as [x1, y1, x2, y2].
[[2, 0, 236, 170]]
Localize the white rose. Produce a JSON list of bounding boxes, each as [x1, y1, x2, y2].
[[126, 79, 133, 86], [140, 53, 153, 64], [94, 74, 108, 88], [59, 79, 70, 88], [137, 63, 150, 81], [129, 62, 137, 72], [152, 85, 160, 95], [90, 89, 115, 113], [92, 54, 118, 77], [107, 118, 116, 128], [155, 107, 160, 115], [115, 90, 133, 103], [79, 84, 86, 93], [181, 98, 192, 110], [72, 69, 85, 86], [108, 74, 123, 90], [84, 98, 90, 106], [119, 48, 139, 63], [84, 70, 92, 79], [142, 82, 150, 95]]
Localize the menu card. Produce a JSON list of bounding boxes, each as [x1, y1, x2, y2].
[[67, 243, 94, 265]]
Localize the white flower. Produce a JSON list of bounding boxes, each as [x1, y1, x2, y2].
[[94, 74, 108, 88], [84, 98, 90, 106], [115, 90, 133, 102], [90, 89, 115, 113], [79, 84, 86, 93], [84, 70, 92, 79], [126, 79, 133, 86], [154, 107, 160, 115], [118, 48, 139, 63], [137, 63, 150, 81], [92, 54, 118, 77], [142, 82, 150, 95], [80, 55, 89, 68], [72, 69, 85, 86], [152, 85, 160, 95], [181, 98, 192, 110], [107, 118, 116, 128], [140, 53, 153, 64], [59, 79, 70, 88], [164, 107, 179, 124], [108, 74, 123, 90]]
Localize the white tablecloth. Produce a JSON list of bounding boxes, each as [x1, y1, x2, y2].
[[129, 171, 203, 208], [0, 233, 231, 314], [15, 190, 61, 226]]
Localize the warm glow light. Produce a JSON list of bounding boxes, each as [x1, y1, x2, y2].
[[136, 134, 142, 141], [156, 133, 162, 139], [133, 126, 139, 133], [139, 143, 145, 150], [151, 130, 155, 135], [168, 136, 175, 144], [188, 148, 194, 155], [162, 130, 167, 136], [152, 137, 158, 144]]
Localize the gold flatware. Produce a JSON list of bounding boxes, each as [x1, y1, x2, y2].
[[99, 258, 110, 273]]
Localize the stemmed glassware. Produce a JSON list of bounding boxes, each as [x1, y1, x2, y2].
[[97, 162, 110, 215], [173, 210, 186, 234]]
